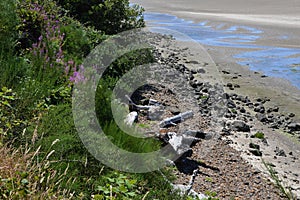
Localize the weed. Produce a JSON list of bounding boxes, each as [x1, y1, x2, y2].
[[262, 159, 295, 199], [251, 132, 265, 139]]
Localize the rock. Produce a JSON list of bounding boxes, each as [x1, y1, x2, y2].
[[288, 113, 295, 118], [163, 132, 193, 157], [254, 105, 265, 113], [227, 83, 233, 88], [168, 106, 181, 115], [239, 107, 246, 113], [262, 138, 269, 146], [273, 106, 279, 112], [227, 99, 236, 109], [221, 70, 230, 74], [191, 69, 197, 74], [183, 130, 213, 140], [246, 102, 254, 109], [249, 149, 262, 156], [275, 147, 287, 157], [267, 108, 273, 113], [287, 123, 300, 131], [256, 113, 268, 122], [249, 142, 260, 150], [197, 68, 206, 73], [230, 120, 251, 132], [148, 106, 164, 120], [124, 111, 138, 126]]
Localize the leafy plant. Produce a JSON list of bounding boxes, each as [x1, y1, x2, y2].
[[55, 0, 145, 34], [0, 87, 27, 144], [94, 172, 139, 200], [204, 191, 219, 200], [251, 132, 265, 139]]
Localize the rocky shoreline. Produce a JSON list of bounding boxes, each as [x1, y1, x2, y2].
[[125, 32, 300, 199]]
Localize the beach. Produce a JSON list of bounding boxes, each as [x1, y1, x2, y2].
[[131, 0, 300, 122], [130, 0, 300, 198], [131, 0, 300, 47]]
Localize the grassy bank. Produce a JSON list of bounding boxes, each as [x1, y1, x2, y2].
[[0, 0, 189, 199]]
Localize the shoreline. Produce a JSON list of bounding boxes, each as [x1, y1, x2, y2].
[[146, 33, 300, 198], [130, 0, 300, 197]]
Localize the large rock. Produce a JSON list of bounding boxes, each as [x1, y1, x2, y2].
[[230, 120, 250, 132], [256, 113, 268, 123], [287, 123, 300, 131], [163, 132, 193, 157]]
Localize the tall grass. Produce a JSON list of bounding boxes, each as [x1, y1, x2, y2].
[[0, 0, 190, 199], [0, 141, 75, 199]]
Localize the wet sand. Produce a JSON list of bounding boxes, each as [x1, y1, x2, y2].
[[131, 0, 300, 47]]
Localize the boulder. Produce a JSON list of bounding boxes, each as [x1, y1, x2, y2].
[[230, 120, 250, 132]]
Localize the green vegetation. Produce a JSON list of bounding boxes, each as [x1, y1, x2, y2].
[[262, 159, 295, 200], [203, 191, 219, 200], [251, 132, 265, 139], [0, 0, 189, 199]]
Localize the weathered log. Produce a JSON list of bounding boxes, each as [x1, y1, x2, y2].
[[159, 111, 194, 127], [125, 95, 153, 110]]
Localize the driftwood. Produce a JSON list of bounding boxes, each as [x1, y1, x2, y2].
[[148, 98, 161, 106], [159, 111, 194, 127], [125, 95, 153, 110]]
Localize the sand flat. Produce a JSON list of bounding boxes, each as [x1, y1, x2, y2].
[[131, 0, 300, 46]]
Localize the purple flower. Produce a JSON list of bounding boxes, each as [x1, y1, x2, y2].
[[68, 60, 74, 66], [69, 71, 85, 84]]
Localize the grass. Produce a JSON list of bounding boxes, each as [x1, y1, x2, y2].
[[0, 0, 236, 199], [262, 159, 295, 200], [251, 132, 265, 139], [0, 142, 75, 199]]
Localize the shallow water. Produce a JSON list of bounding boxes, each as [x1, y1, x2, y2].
[[144, 12, 300, 89]]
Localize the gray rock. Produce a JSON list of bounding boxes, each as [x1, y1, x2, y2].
[[254, 105, 265, 113], [249, 149, 262, 156], [163, 132, 193, 157], [288, 113, 295, 118], [227, 99, 236, 109], [148, 106, 164, 121], [168, 106, 181, 115], [262, 138, 269, 146], [273, 106, 279, 112], [239, 107, 246, 113], [227, 83, 233, 88], [230, 120, 251, 132], [287, 123, 300, 131], [275, 147, 287, 157], [256, 113, 268, 122], [249, 142, 260, 150], [197, 68, 206, 73]]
